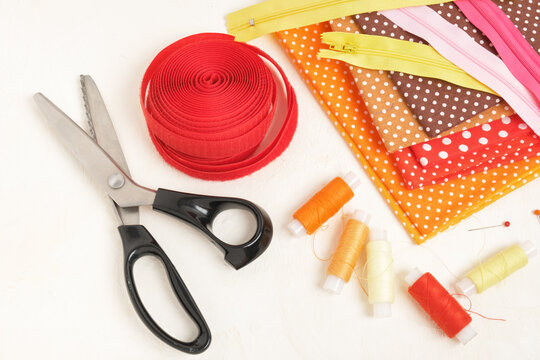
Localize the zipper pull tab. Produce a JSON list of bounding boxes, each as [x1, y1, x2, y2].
[[328, 43, 358, 54]]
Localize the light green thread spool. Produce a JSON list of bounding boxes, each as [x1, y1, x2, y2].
[[455, 241, 537, 296]]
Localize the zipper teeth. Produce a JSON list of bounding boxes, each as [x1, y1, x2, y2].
[[229, 0, 352, 32], [469, 1, 536, 78], [326, 41, 464, 73]]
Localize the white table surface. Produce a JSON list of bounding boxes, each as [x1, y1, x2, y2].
[[1, 1, 539, 359]]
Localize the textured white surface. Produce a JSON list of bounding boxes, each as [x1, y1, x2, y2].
[[1, 0, 539, 359]]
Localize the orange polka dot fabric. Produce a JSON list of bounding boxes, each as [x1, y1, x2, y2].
[[329, 16, 515, 153], [276, 23, 540, 244]]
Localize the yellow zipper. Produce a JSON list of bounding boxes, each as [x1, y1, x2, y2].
[[226, 0, 454, 42], [319, 32, 497, 95], [325, 42, 461, 72]]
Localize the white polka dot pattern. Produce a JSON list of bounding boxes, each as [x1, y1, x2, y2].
[[276, 23, 540, 244], [493, 0, 539, 54], [411, 114, 538, 168], [394, 139, 540, 188]]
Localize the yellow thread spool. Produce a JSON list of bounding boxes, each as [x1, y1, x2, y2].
[[324, 210, 370, 294], [366, 228, 394, 318], [288, 171, 360, 236], [455, 241, 537, 296]]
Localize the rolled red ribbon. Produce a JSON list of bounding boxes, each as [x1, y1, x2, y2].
[[140, 33, 298, 180]]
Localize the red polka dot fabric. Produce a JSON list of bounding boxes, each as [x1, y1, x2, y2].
[[411, 115, 538, 169], [394, 124, 540, 189]]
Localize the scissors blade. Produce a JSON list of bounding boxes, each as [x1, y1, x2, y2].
[[80, 75, 131, 177], [34, 92, 155, 208], [80, 75, 140, 225]]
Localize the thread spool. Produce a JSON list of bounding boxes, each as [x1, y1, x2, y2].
[[288, 172, 360, 236], [323, 210, 370, 294], [366, 229, 394, 318], [455, 241, 537, 296], [405, 269, 477, 345]]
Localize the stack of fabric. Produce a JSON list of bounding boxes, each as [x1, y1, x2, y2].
[[228, 0, 540, 244], [319, 2, 540, 189]]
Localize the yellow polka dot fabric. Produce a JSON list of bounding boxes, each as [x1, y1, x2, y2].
[[329, 16, 515, 153], [276, 23, 540, 244]]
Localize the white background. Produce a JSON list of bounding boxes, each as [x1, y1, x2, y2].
[[1, 1, 539, 359]]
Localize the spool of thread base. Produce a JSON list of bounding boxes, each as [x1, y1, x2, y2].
[[324, 274, 346, 294]]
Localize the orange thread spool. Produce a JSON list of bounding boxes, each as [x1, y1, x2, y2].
[[288, 172, 360, 236], [324, 211, 371, 294]]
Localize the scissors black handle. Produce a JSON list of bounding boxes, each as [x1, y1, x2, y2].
[[118, 225, 211, 354], [152, 188, 273, 270]]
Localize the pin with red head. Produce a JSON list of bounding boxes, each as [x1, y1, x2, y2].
[[468, 221, 510, 232]]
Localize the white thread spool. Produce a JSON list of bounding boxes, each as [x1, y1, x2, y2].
[[366, 228, 394, 318]]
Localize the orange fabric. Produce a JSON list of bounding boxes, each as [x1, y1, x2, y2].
[[276, 23, 540, 244]]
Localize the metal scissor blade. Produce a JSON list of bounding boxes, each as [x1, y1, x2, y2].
[[80, 75, 140, 225], [80, 75, 131, 177], [34, 93, 155, 208]]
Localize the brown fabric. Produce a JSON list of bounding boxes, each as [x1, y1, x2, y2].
[[353, 3, 503, 137], [491, 0, 539, 54], [329, 16, 515, 153]]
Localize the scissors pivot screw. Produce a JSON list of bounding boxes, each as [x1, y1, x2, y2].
[[108, 173, 125, 189]]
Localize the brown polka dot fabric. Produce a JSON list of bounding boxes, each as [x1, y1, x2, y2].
[[492, 0, 539, 53], [329, 16, 515, 153], [354, 3, 503, 137]]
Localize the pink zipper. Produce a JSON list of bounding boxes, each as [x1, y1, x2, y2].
[[455, 0, 540, 104]]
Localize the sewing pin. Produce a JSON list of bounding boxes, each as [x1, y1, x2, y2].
[[534, 209, 540, 224], [468, 221, 510, 232]]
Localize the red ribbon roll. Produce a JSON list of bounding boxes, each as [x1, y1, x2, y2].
[[140, 33, 298, 180]]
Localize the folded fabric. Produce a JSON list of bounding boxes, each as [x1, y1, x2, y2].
[[456, 0, 540, 104], [328, 16, 514, 153], [381, 6, 540, 135], [319, 32, 497, 95], [276, 22, 540, 244], [353, 3, 502, 137], [394, 138, 540, 189], [394, 115, 540, 189], [411, 115, 535, 169]]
